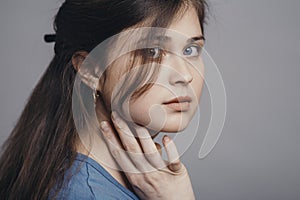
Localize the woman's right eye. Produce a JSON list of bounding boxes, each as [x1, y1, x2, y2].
[[144, 47, 164, 59]]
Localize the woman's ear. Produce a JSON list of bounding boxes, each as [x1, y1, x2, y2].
[[71, 51, 104, 92], [72, 51, 89, 72]]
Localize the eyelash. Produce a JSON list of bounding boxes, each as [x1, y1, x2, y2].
[[184, 44, 203, 57], [137, 47, 164, 61], [142, 43, 203, 60]]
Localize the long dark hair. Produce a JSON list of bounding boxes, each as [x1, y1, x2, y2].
[[0, 0, 208, 199]]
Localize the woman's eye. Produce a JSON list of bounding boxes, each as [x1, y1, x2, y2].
[[183, 45, 202, 57], [146, 47, 164, 59]]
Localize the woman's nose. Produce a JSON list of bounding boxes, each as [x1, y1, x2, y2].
[[168, 55, 193, 86]]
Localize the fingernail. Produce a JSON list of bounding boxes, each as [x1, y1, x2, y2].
[[163, 135, 170, 143], [100, 121, 109, 132], [111, 111, 119, 121], [111, 111, 117, 119]]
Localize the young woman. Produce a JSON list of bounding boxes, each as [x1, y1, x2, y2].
[[0, 0, 208, 199]]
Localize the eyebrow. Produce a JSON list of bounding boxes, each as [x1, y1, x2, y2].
[[187, 36, 206, 43], [152, 35, 206, 43]]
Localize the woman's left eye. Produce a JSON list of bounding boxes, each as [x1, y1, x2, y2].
[[183, 45, 202, 57]]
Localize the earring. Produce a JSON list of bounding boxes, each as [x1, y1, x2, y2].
[[93, 89, 100, 108]]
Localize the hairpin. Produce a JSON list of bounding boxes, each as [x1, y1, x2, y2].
[[44, 34, 56, 43]]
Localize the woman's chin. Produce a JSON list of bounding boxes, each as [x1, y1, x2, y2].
[[138, 122, 188, 134], [161, 127, 187, 133], [159, 122, 189, 133]]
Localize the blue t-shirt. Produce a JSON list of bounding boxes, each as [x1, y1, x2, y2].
[[49, 153, 139, 200]]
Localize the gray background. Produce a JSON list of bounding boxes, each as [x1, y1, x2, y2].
[[1, 0, 299, 199]]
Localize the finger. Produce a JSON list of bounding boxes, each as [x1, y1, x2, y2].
[[111, 111, 143, 154], [100, 121, 138, 173], [134, 125, 166, 169], [155, 142, 162, 156], [163, 135, 183, 173], [111, 112, 155, 172]]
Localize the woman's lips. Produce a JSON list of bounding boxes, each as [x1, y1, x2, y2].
[[164, 101, 191, 111], [163, 96, 192, 111]]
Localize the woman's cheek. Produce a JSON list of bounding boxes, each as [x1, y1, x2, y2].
[[126, 99, 167, 132]]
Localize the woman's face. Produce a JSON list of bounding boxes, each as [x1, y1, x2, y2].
[[101, 7, 205, 133]]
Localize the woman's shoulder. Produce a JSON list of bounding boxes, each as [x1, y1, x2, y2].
[[50, 153, 139, 200]]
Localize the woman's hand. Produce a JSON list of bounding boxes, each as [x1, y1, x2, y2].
[[99, 111, 195, 200]]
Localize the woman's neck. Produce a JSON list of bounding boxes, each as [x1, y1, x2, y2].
[[75, 127, 135, 192], [75, 96, 160, 193], [75, 97, 135, 192]]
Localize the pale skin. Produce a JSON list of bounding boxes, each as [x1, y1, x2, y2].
[[74, 6, 205, 200]]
